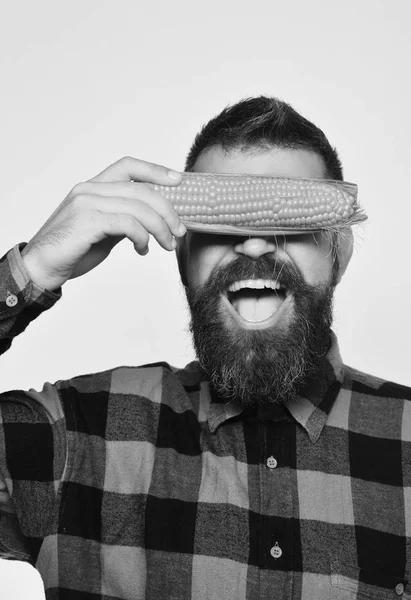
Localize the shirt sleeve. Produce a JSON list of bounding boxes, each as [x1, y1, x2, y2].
[[0, 245, 65, 561], [0, 383, 67, 563], [0, 244, 61, 355]]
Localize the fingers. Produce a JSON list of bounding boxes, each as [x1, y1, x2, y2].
[[100, 213, 152, 255], [77, 194, 181, 252], [89, 156, 182, 185], [71, 181, 185, 240]]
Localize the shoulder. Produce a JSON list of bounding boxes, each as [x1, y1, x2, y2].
[[343, 365, 411, 401], [54, 360, 205, 408], [335, 366, 411, 440], [52, 361, 206, 439]]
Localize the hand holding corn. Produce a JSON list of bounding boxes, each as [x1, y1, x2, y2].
[[21, 157, 186, 291], [21, 157, 365, 292]]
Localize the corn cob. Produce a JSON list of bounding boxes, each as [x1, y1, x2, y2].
[[149, 172, 366, 235]]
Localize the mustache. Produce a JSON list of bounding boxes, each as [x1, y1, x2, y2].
[[194, 254, 315, 297]]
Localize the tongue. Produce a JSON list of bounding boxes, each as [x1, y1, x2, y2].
[[232, 293, 283, 322]]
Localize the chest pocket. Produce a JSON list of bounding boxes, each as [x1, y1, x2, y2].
[[331, 561, 410, 600]]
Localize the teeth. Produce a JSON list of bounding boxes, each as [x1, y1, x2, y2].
[[227, 279, 283, 293]]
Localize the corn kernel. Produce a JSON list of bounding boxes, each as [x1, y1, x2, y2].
[[149, 173, 366, 235]]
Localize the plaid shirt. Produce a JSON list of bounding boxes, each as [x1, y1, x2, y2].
[[0, 245, 411, 600]]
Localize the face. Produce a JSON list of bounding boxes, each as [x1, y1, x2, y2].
[[179, 146, 346, 405], [185, 146, 334, 291]]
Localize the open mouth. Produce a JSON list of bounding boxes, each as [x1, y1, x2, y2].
[[222, 278, 289, 327]]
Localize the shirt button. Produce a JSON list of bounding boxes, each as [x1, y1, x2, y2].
[[395, 583, 404, 596], [266, 456, 278, 469], [6, 294, 18, 307], [270, 543, 282, 559]]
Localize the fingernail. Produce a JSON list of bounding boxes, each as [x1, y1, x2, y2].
[[171, 238, 177, 250], [168, 170, 182, 181], [178, 223, 187, 236]]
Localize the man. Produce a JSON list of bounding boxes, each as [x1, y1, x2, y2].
[[0, 96, 410, 599]]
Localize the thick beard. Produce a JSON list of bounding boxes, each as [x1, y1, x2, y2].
[[185, 255, 335, 405]]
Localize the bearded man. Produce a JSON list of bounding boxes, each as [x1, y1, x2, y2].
[[0, 96, 410, 600]]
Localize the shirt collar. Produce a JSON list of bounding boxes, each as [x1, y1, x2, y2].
[[179, 332, 344, 443], [284, 331, 344, 442]]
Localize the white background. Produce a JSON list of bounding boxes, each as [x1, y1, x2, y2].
[[0, 0, 410, 597]]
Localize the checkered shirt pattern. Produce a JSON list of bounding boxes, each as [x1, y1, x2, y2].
[[0, 245, 410, 600]]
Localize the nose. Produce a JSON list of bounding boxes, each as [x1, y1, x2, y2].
[[234, 236, 277, 260]]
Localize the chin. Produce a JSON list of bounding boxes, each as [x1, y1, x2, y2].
[[185, 256, 335, 404]]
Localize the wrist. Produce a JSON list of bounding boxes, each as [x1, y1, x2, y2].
[[21, 248, 58, 292]]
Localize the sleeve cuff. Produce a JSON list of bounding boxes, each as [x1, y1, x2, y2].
[[12, 244, 61, 306], [0, 244, 61, 319]]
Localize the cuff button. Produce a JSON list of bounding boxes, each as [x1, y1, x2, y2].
[[395, 583, 404, 596], [6, 294, 18, 307]]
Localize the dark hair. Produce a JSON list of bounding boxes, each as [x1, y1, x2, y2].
[[185, 96, 343, 180]]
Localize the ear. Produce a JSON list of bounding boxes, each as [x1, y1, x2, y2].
[[335, 228, 354, 283]]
